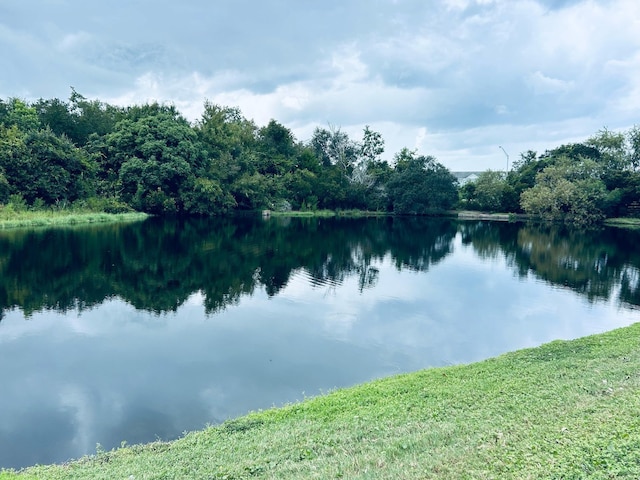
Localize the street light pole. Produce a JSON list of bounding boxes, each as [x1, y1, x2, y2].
[[499, 146, 509, 173]]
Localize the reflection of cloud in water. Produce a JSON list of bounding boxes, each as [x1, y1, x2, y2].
[[2, 220, 640, 470], [59, 386, 95, 455], [199, 386, 227, 424], [184, 291, 206, 307]]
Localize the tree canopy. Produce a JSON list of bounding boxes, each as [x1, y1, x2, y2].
[[0, 91, 638, 223]]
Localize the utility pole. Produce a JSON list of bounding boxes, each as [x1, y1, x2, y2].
[[499, 146, 509, 173]]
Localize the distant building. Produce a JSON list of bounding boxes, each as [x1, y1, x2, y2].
[[452, 172, 482, 186]]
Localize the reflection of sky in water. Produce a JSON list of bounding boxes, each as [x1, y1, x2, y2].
[[1, 233, 639, 469]]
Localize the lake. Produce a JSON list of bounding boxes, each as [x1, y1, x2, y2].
[[1, 216, 639, 469]]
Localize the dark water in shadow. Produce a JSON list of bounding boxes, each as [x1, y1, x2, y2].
[[1, 216, 639, 469]]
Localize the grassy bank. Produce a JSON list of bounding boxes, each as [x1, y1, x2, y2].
[[3, 324, 639, 479], [267, 209, 388, 218], [0, 210, 148, 229], [604, 217, 640, 229]]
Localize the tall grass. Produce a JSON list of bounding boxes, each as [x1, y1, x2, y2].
[[0, 196, 147, 229]]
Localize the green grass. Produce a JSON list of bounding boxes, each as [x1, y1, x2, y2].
[[0, 210, 148, 229], [3, 323, 639, 479], [604, 218, 640, 229], [268, 209, 388, 218], [268, 209, 338, 217]]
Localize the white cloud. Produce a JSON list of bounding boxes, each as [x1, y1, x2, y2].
[[415, 127, 428, 151], [527, 71, 575, 94], [57, 31, 92, 52], [445, 0, 471, 10], [1, 0, 639, 170]]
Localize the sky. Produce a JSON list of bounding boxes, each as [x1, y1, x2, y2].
[[1, 0, 639, 170]]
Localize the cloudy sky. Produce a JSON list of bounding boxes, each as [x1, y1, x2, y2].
[[1, 0, 639, 170]]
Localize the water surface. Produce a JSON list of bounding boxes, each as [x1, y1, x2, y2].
[[1, 216, 638, 469]]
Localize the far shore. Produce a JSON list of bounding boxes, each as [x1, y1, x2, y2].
[[0, 210, 148, 230], [2, 206, 639, 231]]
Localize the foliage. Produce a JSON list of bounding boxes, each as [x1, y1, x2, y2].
[[387, 149, 458, 214], [104, 104, 208, 214], [0, 98, 40, 132], [459, 170, 507, 211], [1, 93, 638, 221], [520, 157, 607, 225], [0, 125, 95, 205], [503, 128, 640, 222]]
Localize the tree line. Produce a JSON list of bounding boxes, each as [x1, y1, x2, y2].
[[460, 128, 640, 224], [1, 91, 638, 223]]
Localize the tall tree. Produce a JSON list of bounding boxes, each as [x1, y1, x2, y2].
[[104, 104, 209, 214], [0, 98, 40, 132], [0, 125, 95, 204], [387, 149, 457, 214], [463, 170, 507, 212]]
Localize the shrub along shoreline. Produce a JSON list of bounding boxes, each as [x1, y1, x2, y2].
[[2, 323, 639, 479]]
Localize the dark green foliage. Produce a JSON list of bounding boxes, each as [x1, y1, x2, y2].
[[0, 169, 9, 204], [387, 149, 458, 214], [459, 170, 507, 212], [104, 104, 208, 214], [1, 94, 637, 221], [504, 129, 640, 222], [68, 89, 121, 145], [33, 97, 76, 139], [0, 125, 95, 205]]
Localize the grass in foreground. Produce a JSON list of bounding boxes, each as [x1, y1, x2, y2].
[[3, 324, 640, 479]]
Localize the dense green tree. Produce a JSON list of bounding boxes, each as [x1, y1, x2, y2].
[[195, 103, 259, 211], [627, 126, 640, 171], [0, 168, 10, 203], [0, 98, 40, 131], [309, 125, 359, 174], [33, 98, 76, 139], [104, 104, 209, 214], [68, 89, 121, 145], [460, 170, 507, 212], [506, 141, 618, 217], [387, 149, 457, 214], [256, 120, 297, 176], [0, 125, 95, 204], [520, 157, 607, 224], [33, 92, 120, 147], [2, 93, 639, 220], [583, 127, 640, 216], [586, 128, 626, 171]]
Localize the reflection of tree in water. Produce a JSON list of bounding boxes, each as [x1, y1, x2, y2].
[[3, 218, 639, 319], [459, 221, 640, 308], [0, 216, 458, 318]]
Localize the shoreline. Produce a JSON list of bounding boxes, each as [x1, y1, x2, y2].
[[0, 211, 149, 230]]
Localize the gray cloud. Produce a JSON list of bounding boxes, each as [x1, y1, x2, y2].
[[1, 0, 639, 169]]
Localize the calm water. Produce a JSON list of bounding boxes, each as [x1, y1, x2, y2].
[[1, 216, 639, 469]]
